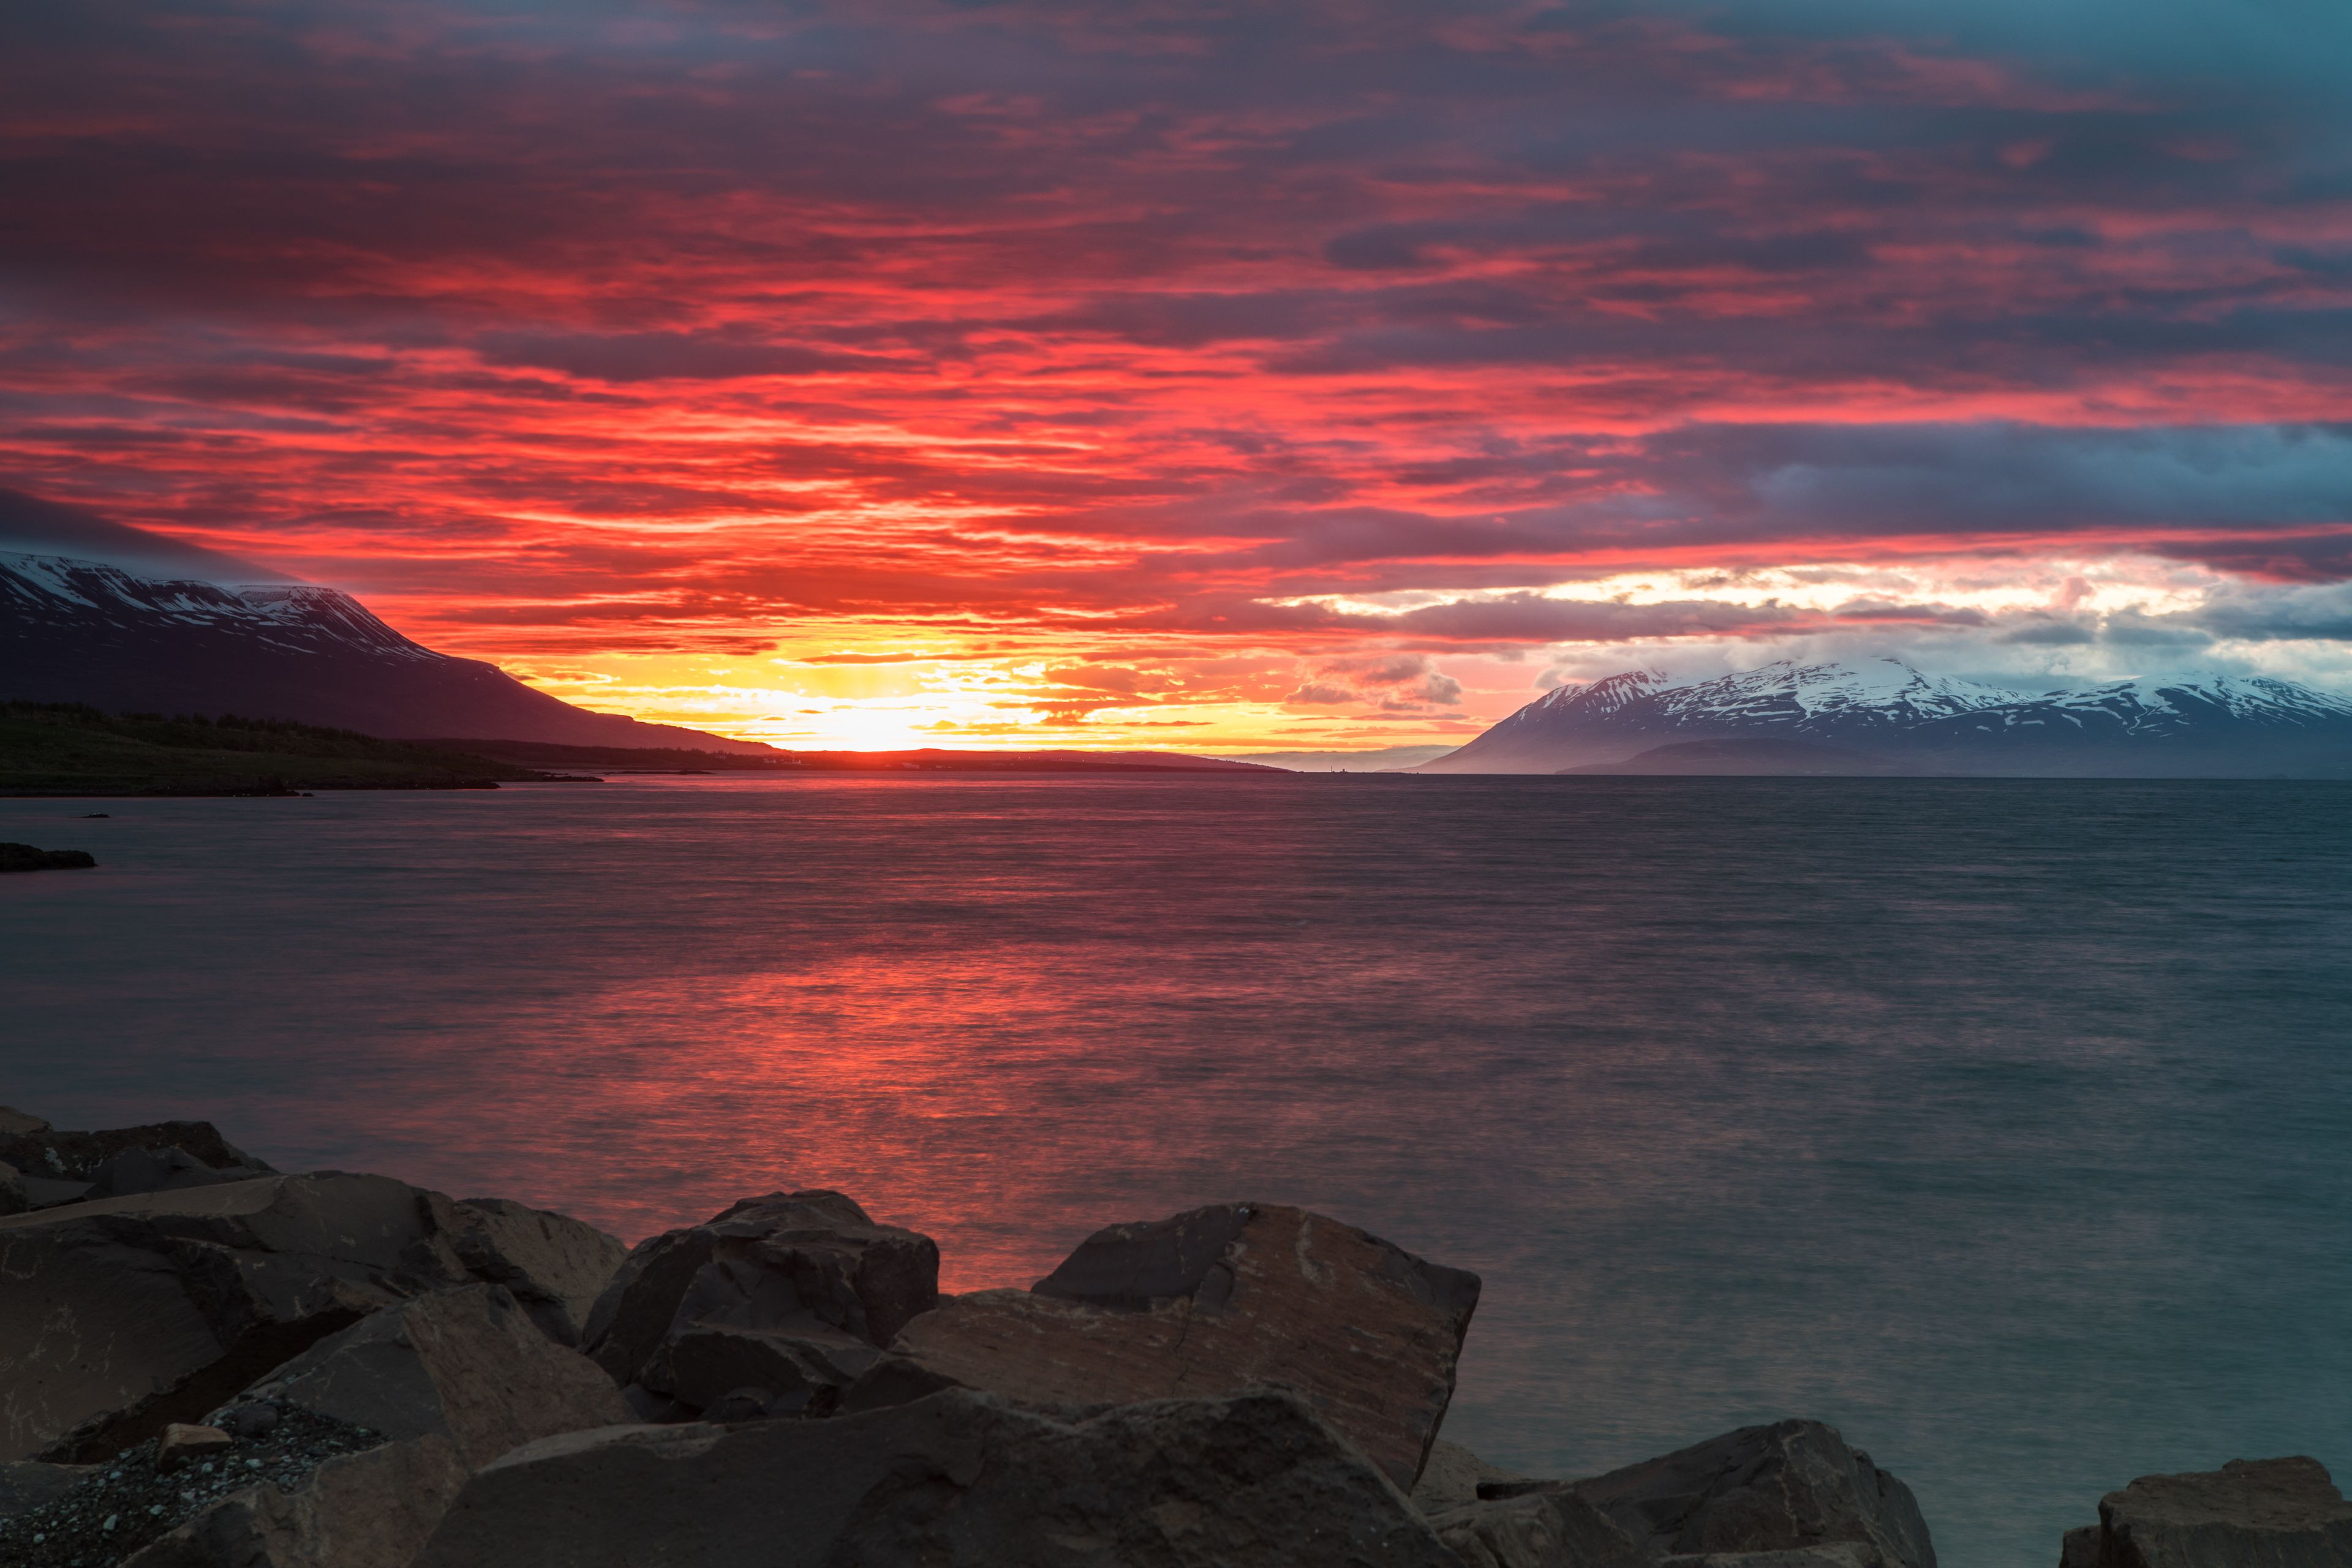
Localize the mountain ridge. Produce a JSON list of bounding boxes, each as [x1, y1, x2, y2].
[[0, 550, 777, 753], [1417, 656, 2352, 776]]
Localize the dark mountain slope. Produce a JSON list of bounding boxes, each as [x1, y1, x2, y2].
[[0, 552, 774, 753]]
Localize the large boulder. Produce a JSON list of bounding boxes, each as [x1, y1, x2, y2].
[[241, 1285, 631, 1469], [12, 1288, 626, 1567], [417, 1387, 1455, 1567], [2059, 1456, 2352, 1568], [583, 1189, 938, 1419], [1570, 1420, 1935, 1568], [1430, 1489, 1651, 1568], [0, 1161, 24, 1216], [120, 1435, 470, 1568], [87, 1146, 270, 1199], [851, 1200, 1480, 1491], [431, 1195, 630, 1347], [1414, 1436, 1537, 1513], [0, 1117, 272, 1183], [1662, 1551, 1880, 1568], [0, 1174, 627, 1461]]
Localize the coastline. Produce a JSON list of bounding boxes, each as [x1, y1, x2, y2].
[[4, 1107, 2344, 1567]]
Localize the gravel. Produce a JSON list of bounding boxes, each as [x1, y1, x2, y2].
[[0, 1404, 384, 1567]]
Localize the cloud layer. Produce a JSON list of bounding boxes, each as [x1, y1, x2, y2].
[[2, 0, 2348, 744]]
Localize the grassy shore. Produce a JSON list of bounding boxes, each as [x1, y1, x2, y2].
[[0, 703, 564, 794]]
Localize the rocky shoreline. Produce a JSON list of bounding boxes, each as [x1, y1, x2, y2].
[[2, 1107, 2345, 1567]]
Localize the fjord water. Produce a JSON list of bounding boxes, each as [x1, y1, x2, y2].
[[6, 775, 2348, 1564]]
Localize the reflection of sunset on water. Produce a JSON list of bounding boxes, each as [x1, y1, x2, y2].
[[7, 774, 2350, 1568]]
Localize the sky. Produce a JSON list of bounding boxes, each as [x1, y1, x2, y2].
[[4, 0, 2351, 752]]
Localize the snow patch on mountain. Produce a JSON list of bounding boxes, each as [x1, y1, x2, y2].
[[1, 552, 438, 663], [1420, 655, 2352, 774]]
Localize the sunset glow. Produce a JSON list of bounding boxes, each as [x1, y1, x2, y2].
[[6, 1, 2352, 748]]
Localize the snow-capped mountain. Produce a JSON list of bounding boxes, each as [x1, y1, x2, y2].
[[0, 550, 772, 750], [1417, 657, 2352, 775]]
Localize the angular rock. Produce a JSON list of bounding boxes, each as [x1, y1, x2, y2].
[[0, 1161, 24, 1216], [1663, 1550, 1879, 1568], [243, 1285, 630, 1469], [0, 1458, 91, 1517], [853, 1200, 1480, 1491], [432, 1194, 629, 1346], [584, 1189, 937, 1419], [18, 1174, 94, 1208], [1431, 1488, 1651, 1568], [156, 1423, 235, 1473], [2062, 1456, 2352, 1568], [89, 1147, 266, 1200], [0, 1117, 272, 1183], [0, 1107, 50, 1136], [120, 1434, 470, 1568], [660, 1323, 881, 1417], [0, 1174, 420, 1461], [1414, 1436, 1538, 1513], [417, 1387, 1455, 1567], [1572, 1420, 1935, 1568], [0, 1171, 624, 1461], [217, 1401, 282, 1440]]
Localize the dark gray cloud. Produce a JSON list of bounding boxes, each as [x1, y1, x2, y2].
[[477, 333, 908, 383], [0, 487, 296, 582]]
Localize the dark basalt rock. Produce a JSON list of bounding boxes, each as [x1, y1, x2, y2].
[[1412, 1436, 1537, 1514], [6, 1287, 627, 1565], [242, 1285, 630, 1470], [2059, 1456, 2352, 1568], [414, 1387, 1457, 1568], [432, 1194, 631, 1348], [1430, 1487, 1651, 1568], [0, 1173, 627, 1462], [850, 1200, 1480, 1492], [88, 1146, 270, 1199], [1570, 1420, 1936, 1568], [584, 1189, 938, 1421], [0, 843, 96, 871], [120, 1435, 470, 1568], [1663, 1550, 1881, 1568], [0, 1117, 273, 1184]]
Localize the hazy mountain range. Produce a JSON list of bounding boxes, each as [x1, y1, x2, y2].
[[1417, 657, 2352, 776]]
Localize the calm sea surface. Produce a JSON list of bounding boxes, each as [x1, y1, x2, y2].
[[4, 775, 2348, 1565]]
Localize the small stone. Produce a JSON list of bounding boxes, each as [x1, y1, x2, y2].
[[216, 1401, 281, 1440], [156, 1422, 235, 1474]]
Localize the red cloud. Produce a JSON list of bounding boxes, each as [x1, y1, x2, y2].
[[1, 0, 2348, 740]]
